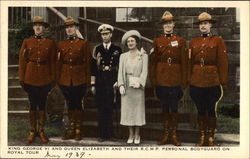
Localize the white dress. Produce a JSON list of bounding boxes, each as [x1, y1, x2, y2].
[[118, 50, 148, 126]]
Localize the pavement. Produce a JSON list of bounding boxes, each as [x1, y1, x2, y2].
[[48, 133, 239, 147]]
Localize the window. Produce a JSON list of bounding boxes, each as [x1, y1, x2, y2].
[[116, 8, 152, 22], [8, 7, 31, 28]]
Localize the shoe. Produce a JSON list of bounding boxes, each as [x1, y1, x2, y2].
[[134, 136, 140, 145], [127, 135, 134, 144]]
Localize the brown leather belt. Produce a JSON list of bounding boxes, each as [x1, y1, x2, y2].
[[28, 60, 48, 65], [62, 61, 84, 65], [158, 57, 180, 64]]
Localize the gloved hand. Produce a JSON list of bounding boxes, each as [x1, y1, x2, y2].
[[91, 86, 96, 95], [119, 85, 126, 95], [113, 82, 118, 89]]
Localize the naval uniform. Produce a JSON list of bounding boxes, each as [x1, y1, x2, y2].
[[188, 34, 228, 117], [91, 43, 122, 139], [19, 35, 57, 111]]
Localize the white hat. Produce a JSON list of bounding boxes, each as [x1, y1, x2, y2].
[[98, 24, 114, 33], [121, 30, 141, 46]]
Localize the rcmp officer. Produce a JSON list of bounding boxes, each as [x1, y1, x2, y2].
[[149, 11, 187, 146], [19, 16, 56, 143], [57, 17, 91, 141], [188, 12, 228, 146], [91, 24, 122, 142]]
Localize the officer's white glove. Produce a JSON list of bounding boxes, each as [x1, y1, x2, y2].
[[113, 82, 118, 89], [119, 85, 126, 95], [91, 86, 96, 95], [132, 82, 140, 89]]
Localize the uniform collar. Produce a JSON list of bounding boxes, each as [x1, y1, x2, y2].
[[34, 35, 43, 39], [103, 42, 111, 50], [201, 33, 212, 37], [165, 33, 174, 37], [67, 36, 77, 40]]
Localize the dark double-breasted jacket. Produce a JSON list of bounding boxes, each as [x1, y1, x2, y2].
[[91, 43, 122, 86]]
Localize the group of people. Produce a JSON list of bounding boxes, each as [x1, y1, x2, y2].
[[18, 10, 228, 146]]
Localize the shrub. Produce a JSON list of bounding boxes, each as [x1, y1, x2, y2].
[[217, 103, 239, 118]]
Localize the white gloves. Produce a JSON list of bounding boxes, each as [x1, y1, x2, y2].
[[119, 85, 126, 95], [91, 86, 96, 95], [113, 82, 118, 88]]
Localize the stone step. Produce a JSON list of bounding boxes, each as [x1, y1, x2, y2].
[[8, 86, 27, 98], [8, 77, 20, 86], [8, 98, 30, 111], [8, 65, 18, 78]]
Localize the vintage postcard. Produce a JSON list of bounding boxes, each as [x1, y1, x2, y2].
[[0, 1, 249, 158]]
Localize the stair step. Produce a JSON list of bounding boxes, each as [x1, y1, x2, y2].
[[8, 86, 27, 98], [8, 110, 29, 113], [8, 76, 19, 79], [8, 65, 19, 68], [8, 97, 28, 101], [8, 65, 18, 78], [8, 77, 20, 86]]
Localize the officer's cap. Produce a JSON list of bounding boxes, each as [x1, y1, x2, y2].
[[194, 12, 217, 25], [159, 11, 175, 24], [64, 16, 79, 26], [121, 30, 141, 46], [98, 24, 114, 34], [32, 16, 49, 28]]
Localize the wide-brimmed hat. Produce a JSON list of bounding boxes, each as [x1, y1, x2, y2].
[[159, 11, 175, 24], [64, 16, 79, 26], [32, 16, 49, 28], [193, 12, 217, 25], [121, 30, 141, 46], [98, 24, 114, 34]]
